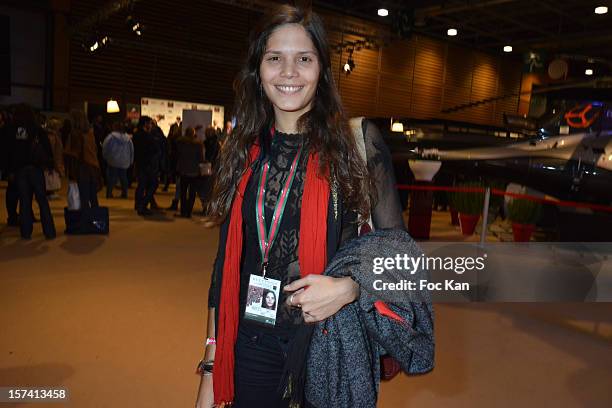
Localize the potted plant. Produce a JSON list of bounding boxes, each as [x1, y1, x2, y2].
[[450, 182, 484, 235], [507, 198, 541, 242]]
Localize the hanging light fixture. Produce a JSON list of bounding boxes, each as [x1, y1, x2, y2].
[[447, 28, 458, 36], [503, 45, 513, 53], [107, 99, 120, 113], [391, 121, 404, 132], [378, 8, 389, 17], [594, 6, 608, 15], [343, 48, 355, 74]]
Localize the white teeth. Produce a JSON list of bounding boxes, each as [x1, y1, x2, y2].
[[276, 85, 303, 93]]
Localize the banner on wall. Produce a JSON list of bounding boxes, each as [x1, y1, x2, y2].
[[140, 97, 224, 136]]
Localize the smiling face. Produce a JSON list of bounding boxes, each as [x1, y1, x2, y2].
[[265, 291, 276, 308], [260, 24, 320, 123]]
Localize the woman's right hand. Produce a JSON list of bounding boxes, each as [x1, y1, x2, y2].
[[195, 374, 215, 408]]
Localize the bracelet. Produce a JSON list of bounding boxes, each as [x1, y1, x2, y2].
[[196, 359, 214, 376], [205, 337, 216, 346]]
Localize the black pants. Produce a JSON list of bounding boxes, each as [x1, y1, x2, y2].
[[233, 324, 292, 408], [78, 172, 99, 210], [134, 170, 158, 212], [6, 177, 19, 223], [106, 166, 128, 198], [16, 166, 56, 239], [179, 175, 197, 216]]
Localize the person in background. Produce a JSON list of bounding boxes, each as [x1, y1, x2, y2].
[[175, 127, 204, 218], [132, 116, 161, 216], [45, 117, 65, 200], [92, 114, 108, 185], [59, 118, 72, 147], [123, 119, 137, 188], [65, 110, 100, 210], [168, 116, 182, 138], [150, 119, 166, 210], [199, 126, 220, 207], [102, 122, 134, 199], [1, 108, 20, 226], [221, 120, 233, 147], [224, 120, 233, 136], [164, 117, 181, 194], [0, 109, 7, 177], [7, 104, 56, 240]]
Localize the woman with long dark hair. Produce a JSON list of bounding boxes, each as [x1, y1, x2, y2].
[[195, 5, 431, 408]]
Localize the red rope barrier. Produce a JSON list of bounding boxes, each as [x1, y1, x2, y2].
[[396, 184, 612, 213]]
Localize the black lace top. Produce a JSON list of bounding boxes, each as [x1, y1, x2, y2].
[[239, 130, 307, 337], [208, 120, 405, 338]]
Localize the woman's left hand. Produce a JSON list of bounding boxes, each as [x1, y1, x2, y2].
[[283, 275, 359, 323]]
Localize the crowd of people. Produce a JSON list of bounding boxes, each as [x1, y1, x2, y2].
[[0, 103, 229, 239]]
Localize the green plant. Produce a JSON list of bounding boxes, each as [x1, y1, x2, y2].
[[507, 198, 541, 224], [449, 181, 484, 215]]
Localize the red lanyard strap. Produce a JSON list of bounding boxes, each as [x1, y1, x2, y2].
[[255, 144, 302, 277]]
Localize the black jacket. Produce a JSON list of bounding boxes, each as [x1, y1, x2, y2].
[[7, 124, 53, 173], [176, 137, 204, 177], [132, 130, 161, 174]]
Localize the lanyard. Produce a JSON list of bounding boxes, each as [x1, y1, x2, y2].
[[255, 144, 302, 278]]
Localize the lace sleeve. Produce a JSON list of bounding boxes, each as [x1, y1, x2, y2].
[[363, 120, 406, 230], [208, 217, 230, 308]]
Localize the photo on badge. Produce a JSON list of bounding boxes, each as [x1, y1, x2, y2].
[[244, 274, 281, 327]]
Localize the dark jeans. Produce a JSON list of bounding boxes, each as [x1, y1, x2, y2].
[[134, 170, 158, 212], [78, 173, 99, 210], [106, 166, 128, 198], [16, 166, 56, 239], [233, 324, 292, 408], [6, 177, 19, 223], [179, 175, 197, 216]]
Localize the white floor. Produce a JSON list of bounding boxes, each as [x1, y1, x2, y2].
[[1, 184, 611, 407]]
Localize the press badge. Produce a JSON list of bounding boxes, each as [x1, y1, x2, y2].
[[244, 274, 281, 327]]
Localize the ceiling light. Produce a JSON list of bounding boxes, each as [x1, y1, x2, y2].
[[392, 121, 404, 132], [343, 49, 355, 74], [503, 45, 513, 53], [378, 8, 389, 17], [595, 6, 608, 14], [585, 68, 594, 76], [344, 58, 355, 74], [447, 28, 458, 36], [126, 15, 144, 36], [107, 99, 120, 113]]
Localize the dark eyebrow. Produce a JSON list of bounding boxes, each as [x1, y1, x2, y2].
[[264, 50, 317, 55]]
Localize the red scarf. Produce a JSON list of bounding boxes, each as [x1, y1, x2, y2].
[[213, 142, 330, 405]]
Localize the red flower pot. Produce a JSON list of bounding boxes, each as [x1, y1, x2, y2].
[[450, 208, 459, 226], [459, 213, 480, 236], [512, 222, 535, 242]]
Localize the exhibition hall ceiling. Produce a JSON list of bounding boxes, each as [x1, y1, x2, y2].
[[67, 0, 612, 61], [315, 0, 612, 59]]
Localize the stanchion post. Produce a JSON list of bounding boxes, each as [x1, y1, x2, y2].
[[480, 187, 491, 245]]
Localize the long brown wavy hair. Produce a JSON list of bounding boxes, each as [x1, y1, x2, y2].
[[206, 4, 374, 224]]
